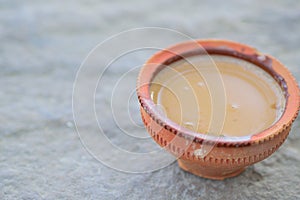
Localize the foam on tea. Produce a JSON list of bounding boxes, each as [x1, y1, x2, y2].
[[150, 55, 286, 137]]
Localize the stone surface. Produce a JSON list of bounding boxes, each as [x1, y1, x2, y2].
[[1, 0, 300, 199]]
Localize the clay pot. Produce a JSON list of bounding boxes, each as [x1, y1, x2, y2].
[[137, 39, 300, 180]]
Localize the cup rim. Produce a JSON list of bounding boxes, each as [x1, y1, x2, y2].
[[137, 39, 300, 146]]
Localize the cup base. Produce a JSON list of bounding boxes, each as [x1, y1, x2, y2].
[[177, 159, 245, 180]]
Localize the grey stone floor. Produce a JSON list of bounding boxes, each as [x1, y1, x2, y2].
[[1, 0, 300, 199]]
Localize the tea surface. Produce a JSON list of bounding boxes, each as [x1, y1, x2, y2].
[[150, 55, 285, 137]]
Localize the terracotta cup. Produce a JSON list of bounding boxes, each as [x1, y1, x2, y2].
[[137, 39, 300, 180]]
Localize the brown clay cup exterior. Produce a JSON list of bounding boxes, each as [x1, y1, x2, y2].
[[137, 39, 300, 180]]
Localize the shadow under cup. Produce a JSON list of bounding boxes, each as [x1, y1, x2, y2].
[[137, 40, 300, 180]]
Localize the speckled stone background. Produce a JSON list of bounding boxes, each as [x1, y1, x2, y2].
[[1, 0, 300, 199]]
